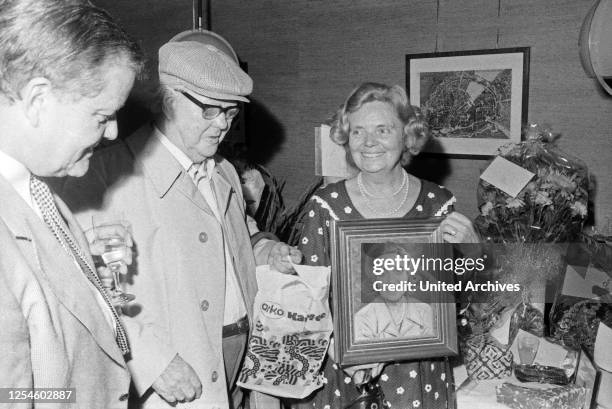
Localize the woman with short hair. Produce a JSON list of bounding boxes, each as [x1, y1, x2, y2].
[[292, 82, 479, 408]]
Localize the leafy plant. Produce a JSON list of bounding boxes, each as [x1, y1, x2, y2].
[[232, 159, 323, 246]]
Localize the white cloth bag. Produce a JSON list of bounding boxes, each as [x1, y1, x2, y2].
[[237, 264, 332, 399]]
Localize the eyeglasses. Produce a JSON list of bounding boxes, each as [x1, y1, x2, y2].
[[180, 91, 240, 121]]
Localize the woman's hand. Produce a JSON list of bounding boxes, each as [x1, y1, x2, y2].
[[343, 363, 386, 385], [439, 212, 480, 244], [329, 338, 384, 385]]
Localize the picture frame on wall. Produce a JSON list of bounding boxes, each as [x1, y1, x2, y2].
[[406, 47, 530, 156], [330, 218, 458, 367]]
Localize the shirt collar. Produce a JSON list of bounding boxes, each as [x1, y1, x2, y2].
[[152, 126, 193, 171], [0, 148, 34, 209], [152, 125, 216, 178]]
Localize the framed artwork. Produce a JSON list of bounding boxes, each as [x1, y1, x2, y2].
[[330, 218, 458, 367], [406, 47, 530, 156]]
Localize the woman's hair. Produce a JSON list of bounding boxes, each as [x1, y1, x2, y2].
[[329, 82, 430, 167]]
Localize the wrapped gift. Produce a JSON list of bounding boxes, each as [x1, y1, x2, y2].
[[509, 330, 579, 385], [508, 303, 544, 345], [514, 364, 573, 385], [495, 383, 586, 409], [550, 241, 612, 355], [550, 297, 607, 355], [574, 348, 599, 409], [594, 322, 612, 408], [463, 334, 513, 380]]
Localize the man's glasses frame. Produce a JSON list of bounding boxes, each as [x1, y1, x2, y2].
[[180, 91, 240, 121]]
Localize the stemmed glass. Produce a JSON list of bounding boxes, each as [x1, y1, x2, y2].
[[91, 214, 136, 306]]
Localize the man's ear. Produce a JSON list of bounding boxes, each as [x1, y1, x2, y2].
[[20, 77, 52, 127], [161, 90, 176, 119]]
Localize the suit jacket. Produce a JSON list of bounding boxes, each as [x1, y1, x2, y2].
[[0, 174, 130, 409], [57, 124, 270, 409]]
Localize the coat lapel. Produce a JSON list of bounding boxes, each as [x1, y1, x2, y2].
[[0, 176, 126, 367], [126, 124, 214, 215], [176, 172, 211, 213], [212, 163, 235, 217]]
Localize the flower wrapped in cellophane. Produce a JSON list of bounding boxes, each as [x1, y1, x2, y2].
[[461, 125, 591, 346], [475, 124, 590, 244]]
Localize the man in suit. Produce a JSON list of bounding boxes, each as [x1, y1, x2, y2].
[[0, 1, 143, 407], [58, 38, 301, 408]]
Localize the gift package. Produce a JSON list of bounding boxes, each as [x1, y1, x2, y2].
[[492, 329, 598, 409], [550, 240, 612, 355], [495, 382, 586, 409], [462, 334, 513, 380], [509, 330, 579, 384]]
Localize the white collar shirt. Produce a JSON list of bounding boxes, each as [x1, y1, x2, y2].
[[0, 148, 40, 216]]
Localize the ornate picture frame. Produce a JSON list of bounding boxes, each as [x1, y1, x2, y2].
[[330, 218, 458, 367]]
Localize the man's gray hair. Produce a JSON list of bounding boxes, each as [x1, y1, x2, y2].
[[0, 0, 144, 101]]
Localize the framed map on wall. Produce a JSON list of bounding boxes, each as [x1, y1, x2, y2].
[[406, 47, 530, 156]]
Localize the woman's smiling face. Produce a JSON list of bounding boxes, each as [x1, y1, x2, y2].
[[347, 100, 405, 175]]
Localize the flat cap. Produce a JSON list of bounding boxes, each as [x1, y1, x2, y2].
[[159, 41, 252, 102]]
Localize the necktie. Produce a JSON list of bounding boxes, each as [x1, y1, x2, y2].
[[188, 160, 210, 185], [30, 175, 130, 355]]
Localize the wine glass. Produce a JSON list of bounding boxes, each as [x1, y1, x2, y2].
[[91, 214, 135, 306]]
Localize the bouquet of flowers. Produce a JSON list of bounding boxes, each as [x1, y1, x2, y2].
[[462, 125, 591, 343], [475, 124, 590, 244]]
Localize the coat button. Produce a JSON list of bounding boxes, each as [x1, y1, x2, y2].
[[198, 232, 208, 243], [211, 370, 219, 382], [200, 300, 209, 311], [119, 393, 129, 401]]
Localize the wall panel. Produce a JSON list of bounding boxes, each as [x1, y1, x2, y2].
[[98, 0, 612, 231]]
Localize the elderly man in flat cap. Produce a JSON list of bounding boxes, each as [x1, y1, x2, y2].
[[57, 38, 300, 408]]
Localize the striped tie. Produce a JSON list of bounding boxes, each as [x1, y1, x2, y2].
[[30, 175, 130, 355]]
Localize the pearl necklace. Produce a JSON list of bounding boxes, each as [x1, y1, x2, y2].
[[357, 170, 410, 216], [357, 170, 407, 198]]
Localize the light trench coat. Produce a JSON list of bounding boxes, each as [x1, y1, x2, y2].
[[57, 124, 275, 409]]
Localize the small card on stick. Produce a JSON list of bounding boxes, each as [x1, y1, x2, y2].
[[480, 156, 535, 198]]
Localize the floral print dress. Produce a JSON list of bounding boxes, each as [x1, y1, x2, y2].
[[291, 179, 456, 409]]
